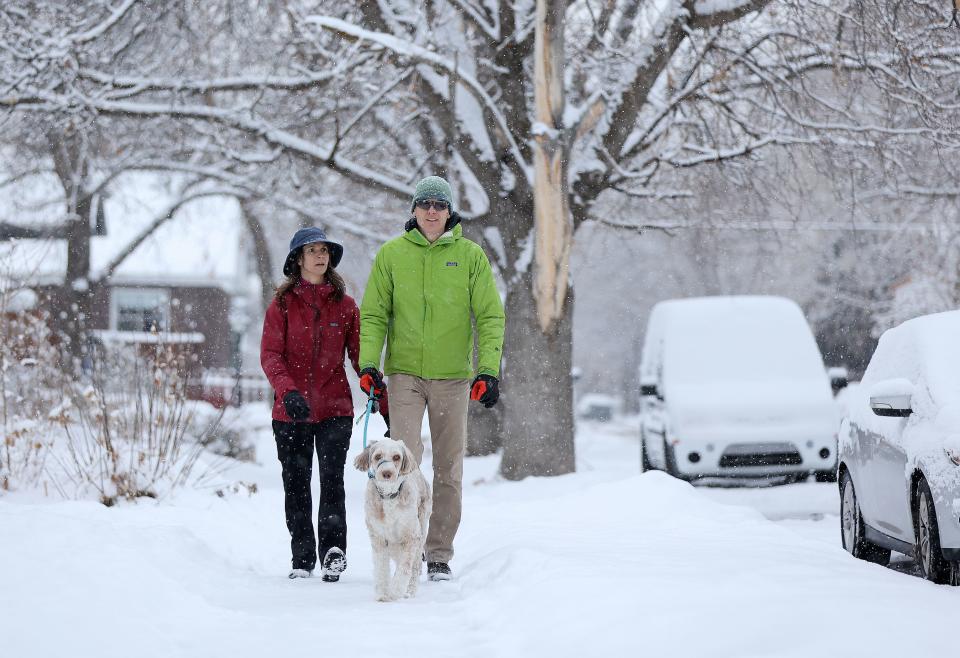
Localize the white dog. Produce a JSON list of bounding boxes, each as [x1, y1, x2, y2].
[[354, 439, 431, 602]]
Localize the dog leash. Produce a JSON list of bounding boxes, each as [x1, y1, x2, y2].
[[355, 388, 377, 479]]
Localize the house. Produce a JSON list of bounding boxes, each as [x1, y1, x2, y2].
[[0, 173, 264, 402]]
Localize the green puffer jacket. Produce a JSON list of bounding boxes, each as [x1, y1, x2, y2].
[[360, 223, 505, 379]]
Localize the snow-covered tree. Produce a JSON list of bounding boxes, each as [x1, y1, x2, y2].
[[5, 0, 960, 478]]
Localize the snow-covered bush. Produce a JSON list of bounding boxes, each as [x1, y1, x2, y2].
[[187, 401, 259, 463], [43, 341, 219, 505], [1, 316, 258, 503], [0, 286, 63, 492]]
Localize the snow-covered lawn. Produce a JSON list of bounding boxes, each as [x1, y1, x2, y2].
[[2, 412, 956, 657]]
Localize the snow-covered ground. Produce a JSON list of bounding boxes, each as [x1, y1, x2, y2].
[[2, 411, 956, 658]]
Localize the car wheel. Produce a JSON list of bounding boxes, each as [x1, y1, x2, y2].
[[663, 438, 683, 479], [815, 469, 837, 483], [914, 478, 953, 584], [840, 470, 890, 565], [640, 433, 653, 472]]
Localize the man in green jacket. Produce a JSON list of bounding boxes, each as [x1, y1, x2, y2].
[[359, 175, 505, 581]]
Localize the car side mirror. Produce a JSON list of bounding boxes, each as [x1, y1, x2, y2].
[[640, 383, 661, 400], [827, 366, 849, 395], [869, 378, 914, 418]]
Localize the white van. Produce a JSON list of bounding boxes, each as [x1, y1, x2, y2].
[[639, 296, 838, 481]]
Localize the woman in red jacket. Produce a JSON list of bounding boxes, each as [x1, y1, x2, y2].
[[260, 227, 387, 581]]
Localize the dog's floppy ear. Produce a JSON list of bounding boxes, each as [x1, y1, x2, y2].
[[353, 445, 372, 472], [398, 443, 417, 476]]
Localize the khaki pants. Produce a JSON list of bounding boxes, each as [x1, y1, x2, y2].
[[388, 373, 469, 564]]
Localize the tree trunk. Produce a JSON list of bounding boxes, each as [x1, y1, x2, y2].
[[467, 399, 502, 456], [239, 198, 275, 310], [61, 205, 94, 372], [494, 0, 576, 478], [499, 270, 575, 479], [47, 130, 94, 373], [467, 312, 504, 456], [531, 0, 573, 335]]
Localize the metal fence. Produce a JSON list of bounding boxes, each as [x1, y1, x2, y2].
[[188, 369, 272, 409]]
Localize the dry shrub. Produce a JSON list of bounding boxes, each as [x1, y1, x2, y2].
[[1, 301, 62, 490], [44, 340, 225, 505]]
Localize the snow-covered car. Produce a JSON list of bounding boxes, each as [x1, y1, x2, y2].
[[577, 393, 622, 422], [838, 310, 960, 585], [639, 296, 839, 481]]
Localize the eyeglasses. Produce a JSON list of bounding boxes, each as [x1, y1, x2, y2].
[[415, 199, 449, 212]]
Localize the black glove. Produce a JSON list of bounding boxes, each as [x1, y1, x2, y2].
[[282, 390, 311, 422], [383, 413, 391, 438], [470, 374, 500, 409], [359, 367, 386, 399]]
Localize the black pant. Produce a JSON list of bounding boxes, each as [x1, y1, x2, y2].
[[273, 417, 352, 571]]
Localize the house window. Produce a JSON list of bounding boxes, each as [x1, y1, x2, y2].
[[111, 288, 170, 332]]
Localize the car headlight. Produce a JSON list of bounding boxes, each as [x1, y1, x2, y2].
[[945, 447, 960, 466]]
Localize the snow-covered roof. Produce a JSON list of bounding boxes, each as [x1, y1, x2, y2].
[[0, 172, 252, 296]]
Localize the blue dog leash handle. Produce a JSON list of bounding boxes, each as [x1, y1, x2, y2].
[[356, 388, 377, 479], [362, 392, 375, 450]]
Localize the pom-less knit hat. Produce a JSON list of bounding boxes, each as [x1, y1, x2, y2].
[[283, 227, 343, 276], [411, 175, 454, 213]]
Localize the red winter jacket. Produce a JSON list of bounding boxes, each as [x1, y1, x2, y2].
[[260, 280, 387, 422]]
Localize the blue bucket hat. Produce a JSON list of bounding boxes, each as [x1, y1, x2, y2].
[[283, 227, 343, 276]]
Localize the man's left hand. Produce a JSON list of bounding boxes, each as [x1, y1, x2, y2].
[[470, 374, 499, 409]]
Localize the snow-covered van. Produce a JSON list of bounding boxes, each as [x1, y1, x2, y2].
[[639, 296, 838, 481]]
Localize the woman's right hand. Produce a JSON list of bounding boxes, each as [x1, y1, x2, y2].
[[282, 391, 311, 422]]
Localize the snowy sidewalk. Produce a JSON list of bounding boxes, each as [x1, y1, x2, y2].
[[1, 417, 956, 658]]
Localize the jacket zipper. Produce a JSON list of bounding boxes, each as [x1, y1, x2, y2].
[[309, 307, 321, 420]]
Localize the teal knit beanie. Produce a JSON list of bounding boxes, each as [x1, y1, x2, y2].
[[411, 176, 454, 212]]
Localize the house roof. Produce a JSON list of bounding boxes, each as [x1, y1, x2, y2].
[[0, 172, 254, 296]]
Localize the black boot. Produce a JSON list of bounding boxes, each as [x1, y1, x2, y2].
[[321, 547, 347, 582], [427, 562, 452, 581]]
